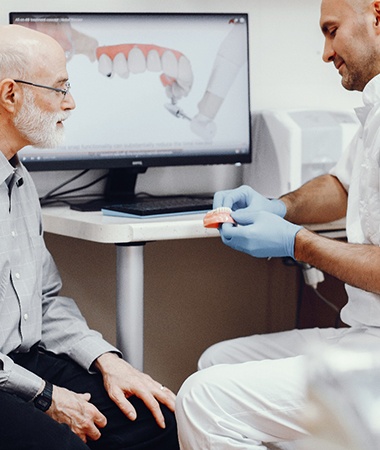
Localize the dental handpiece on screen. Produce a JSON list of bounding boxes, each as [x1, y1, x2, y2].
[[190, 21, 248, 142]]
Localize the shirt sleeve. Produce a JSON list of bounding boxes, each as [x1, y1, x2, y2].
[[39, 244, 121, 371], [329, 130, 360, 191], [0, 353, 42, 401]]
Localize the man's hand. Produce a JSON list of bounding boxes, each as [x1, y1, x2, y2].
[[46, 385, 107, 443], [213, 185, 286, 217], [220, 210, 302, 259], [95, 352, 176, 429]]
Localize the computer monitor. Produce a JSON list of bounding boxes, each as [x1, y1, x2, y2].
[[9, 11, 251, 206]]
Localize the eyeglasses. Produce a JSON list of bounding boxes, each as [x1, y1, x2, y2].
[[13, 79, 71, 98]]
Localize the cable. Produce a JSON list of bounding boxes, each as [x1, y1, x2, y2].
[[282, 258, 341, 328], [310, 286, 340, 314], [39, 170, 108, 207], [40, 193, 104, 207], [295, 262, 306, 329], [39, 169, 89, 202], [46, 172, 108, 198], [310, 286, 341, 328]]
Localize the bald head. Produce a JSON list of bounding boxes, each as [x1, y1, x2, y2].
[[345, 0, 372, 12], [0, 24, 65, 80]]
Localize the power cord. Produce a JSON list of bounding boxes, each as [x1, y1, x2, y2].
[[283, 258, 341, 328]]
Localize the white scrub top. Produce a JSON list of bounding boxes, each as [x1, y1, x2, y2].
[[330, 73, 380, 328]]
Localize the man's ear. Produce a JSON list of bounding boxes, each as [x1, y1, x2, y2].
[[373, 1, 380, 31], [0, 79, 19, 113]]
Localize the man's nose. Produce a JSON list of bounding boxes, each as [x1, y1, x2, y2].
[[62, 91, 76, 110], [322, 39, 335, 63]]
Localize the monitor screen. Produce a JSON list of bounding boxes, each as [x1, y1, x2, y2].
[[10, 12, 251, 166], [9, 12, 251, 207]]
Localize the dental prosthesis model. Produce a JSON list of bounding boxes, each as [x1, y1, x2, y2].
[[96, 44, 194, 103], [203, 207, 236, 229]]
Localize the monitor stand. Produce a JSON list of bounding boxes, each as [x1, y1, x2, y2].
[[70, 167, 147, 212]]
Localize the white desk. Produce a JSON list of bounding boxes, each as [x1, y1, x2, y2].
[[42, 207, 346, 370]]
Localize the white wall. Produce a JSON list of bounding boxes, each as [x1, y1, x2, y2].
[[249, 0, 362, 111]]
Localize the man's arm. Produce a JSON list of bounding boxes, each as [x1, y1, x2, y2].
[[40, 248, 175, 432], [40, 246, 120, 368], [215, 171, 380, 294], [213, 174, 348, 225], [281, 174, 380, 294], [295, 229, 380, 294], [281, 173, 348, 224]]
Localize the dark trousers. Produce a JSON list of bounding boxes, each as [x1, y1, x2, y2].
[[1, 348, 179, 450]]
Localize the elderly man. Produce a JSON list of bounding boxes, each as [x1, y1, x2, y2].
[[0, 24, 179, 450]]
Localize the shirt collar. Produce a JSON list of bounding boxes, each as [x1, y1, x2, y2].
[[354, 74, 380, 125], [0, 152, 23, 186], [362, 73, 380, 106]]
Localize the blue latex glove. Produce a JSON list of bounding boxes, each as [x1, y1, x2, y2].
[[220, 210, 302, 259], [213, 185, 286, 218]]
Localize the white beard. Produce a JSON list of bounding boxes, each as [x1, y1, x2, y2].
[[14, 88, 69, 149]]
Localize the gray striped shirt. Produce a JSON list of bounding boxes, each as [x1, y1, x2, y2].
[[0, 152, 118, 401]]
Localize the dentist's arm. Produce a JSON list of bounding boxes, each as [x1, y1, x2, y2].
[[295, 226, 380, 295], [213, 174, 347, 226], [221, 206, 380, 295], [220, 175, 380, 294], [280, 173, 348, 225]]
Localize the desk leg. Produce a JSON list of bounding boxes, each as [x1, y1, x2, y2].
[[116, 243, 145, 371]]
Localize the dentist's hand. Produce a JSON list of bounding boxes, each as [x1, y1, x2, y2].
[[213, 185, 286, 218], [220, 210, 302, 259]]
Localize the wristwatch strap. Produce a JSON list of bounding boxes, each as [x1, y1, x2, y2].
[[33, 381, 53, 412]]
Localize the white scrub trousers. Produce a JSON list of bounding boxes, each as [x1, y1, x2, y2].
[[175, 326, 371, 449]]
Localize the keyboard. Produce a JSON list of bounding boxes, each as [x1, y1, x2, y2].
[[102, 195, 213, 216]]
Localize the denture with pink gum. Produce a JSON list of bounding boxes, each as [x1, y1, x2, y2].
[[203, 207, 237, 229], [96, 43, 193, 100]]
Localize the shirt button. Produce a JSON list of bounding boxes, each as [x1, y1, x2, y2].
[[11, 231, 16, 237], [15, 273, 20, 279], [23, 313, 29, 321]]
